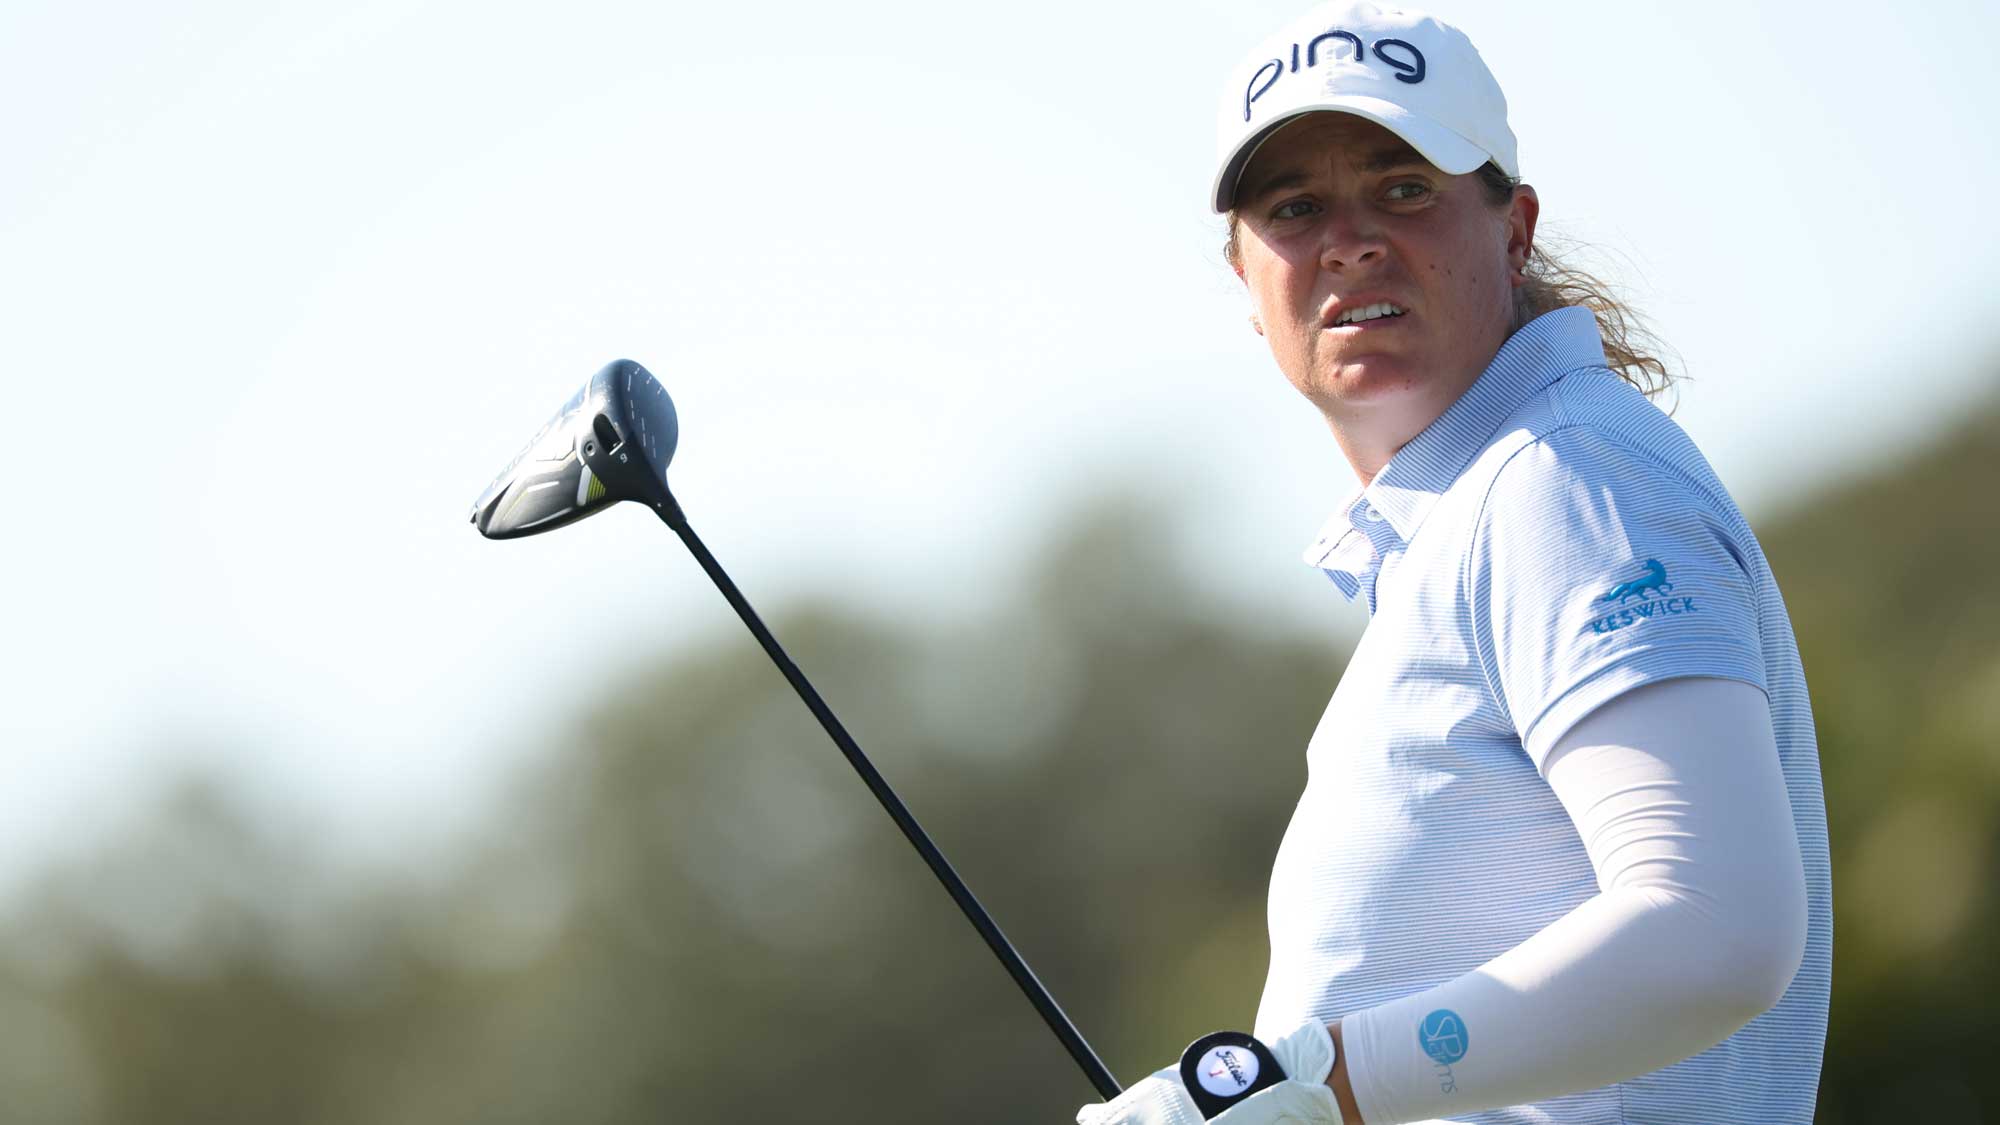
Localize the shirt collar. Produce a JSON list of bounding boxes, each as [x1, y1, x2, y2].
[[1302, 307, 1610, 597]]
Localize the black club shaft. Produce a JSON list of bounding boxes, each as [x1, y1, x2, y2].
[[654, 500, 1122, 1101]]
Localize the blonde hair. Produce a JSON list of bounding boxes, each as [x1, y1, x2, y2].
[[1224, 162, 1677, 398]]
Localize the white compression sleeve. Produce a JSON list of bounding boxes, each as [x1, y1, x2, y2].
[[1338, 677, 1809, 1125]]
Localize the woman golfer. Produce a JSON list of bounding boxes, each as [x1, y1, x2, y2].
[[1079, 4, 1831, 1123]]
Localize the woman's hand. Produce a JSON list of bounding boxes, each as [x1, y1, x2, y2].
[[1075, 1019, 1348, 1124]]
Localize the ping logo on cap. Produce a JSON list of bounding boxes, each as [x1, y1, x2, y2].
[[1244, 30, 1428, 121]]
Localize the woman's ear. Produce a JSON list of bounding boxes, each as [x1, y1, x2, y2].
[[1506, 183, 1541, 282]]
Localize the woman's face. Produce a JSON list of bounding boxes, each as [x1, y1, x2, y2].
[[1231, 113, 1537, 445]]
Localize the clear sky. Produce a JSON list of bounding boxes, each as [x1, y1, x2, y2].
[[4, 0, 1997, 893]]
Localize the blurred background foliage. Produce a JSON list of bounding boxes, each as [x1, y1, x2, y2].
[[2, 401, 1994, 1124]]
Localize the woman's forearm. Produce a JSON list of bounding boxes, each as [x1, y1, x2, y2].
[[1335, 679, 1807, 1124]]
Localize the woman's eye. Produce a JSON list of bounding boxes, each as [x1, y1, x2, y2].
[[1272, 199, 1319, 220]]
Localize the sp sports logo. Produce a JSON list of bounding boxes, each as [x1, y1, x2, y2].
[[1419, 1009, 1467, 1095], [1588, 559, 1697, 635]]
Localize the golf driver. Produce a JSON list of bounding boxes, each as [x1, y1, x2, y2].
[[470, 359, 1123, 1100]]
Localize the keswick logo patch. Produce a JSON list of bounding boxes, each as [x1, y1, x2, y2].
[[1589, 558, 1697, 634]]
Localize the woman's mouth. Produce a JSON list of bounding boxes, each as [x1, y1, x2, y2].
[[1328, 301, 1408, 328]]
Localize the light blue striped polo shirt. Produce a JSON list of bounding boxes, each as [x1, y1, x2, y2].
[[1253, 307, 1831, 1124]]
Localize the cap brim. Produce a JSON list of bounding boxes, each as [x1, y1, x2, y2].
[[1212, 96, 1493, 213]]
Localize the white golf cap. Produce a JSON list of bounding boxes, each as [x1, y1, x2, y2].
[[1212, 2, 1517, 212]]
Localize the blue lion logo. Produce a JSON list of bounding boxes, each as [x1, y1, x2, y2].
[[1601, 559, 1673, 604]]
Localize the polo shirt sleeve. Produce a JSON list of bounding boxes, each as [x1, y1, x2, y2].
[[1468, 426, 1766, 768]]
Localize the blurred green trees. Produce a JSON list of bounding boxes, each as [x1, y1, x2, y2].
[[1757, 400, 2000, 1124], [2, 404, 1994, 1123]]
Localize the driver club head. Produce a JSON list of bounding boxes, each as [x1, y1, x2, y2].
[[470, 359, 680, 539]]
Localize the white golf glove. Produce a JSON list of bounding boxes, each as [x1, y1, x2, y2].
[[1075, 1019, 1343, 1125]]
